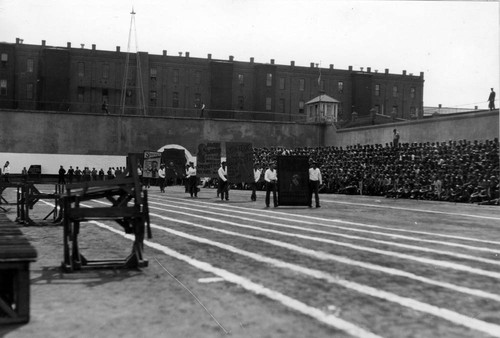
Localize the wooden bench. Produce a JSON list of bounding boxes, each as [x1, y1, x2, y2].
[[61, 155, 151, 272], [0, 214, 37, 324]]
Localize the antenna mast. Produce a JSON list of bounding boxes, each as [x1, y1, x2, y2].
[[120, 8, 147, 116]]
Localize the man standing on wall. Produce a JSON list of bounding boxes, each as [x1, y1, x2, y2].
[[393, 129, 400, 149], [218, 161, 229, 201], [488, 88, 496, 110], [200, 103, 206, 118]]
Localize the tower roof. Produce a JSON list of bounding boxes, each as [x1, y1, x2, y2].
[[306, 94, 339, 105]]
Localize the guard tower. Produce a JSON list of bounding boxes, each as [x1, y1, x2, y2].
[[305, 94, 340, 123]]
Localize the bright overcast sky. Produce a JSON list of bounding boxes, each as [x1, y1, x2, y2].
[[0, 0, 498, 109]]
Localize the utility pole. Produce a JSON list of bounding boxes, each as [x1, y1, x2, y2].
[[120, 8, 147, 116]]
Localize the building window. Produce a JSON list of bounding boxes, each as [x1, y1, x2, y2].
[[279, 78, 285, 90], [26, 83, 33, 99], [374, 104, 380, 114], [102, 64, 109, 79], [78, 62, 85, 77], [150, 67, 157, 80], [194, 93, 201, 108], [338, 81, 344, 93], [392, 105, 398, 116], [195, 71, 201, 85], [299, 100, 305, 114], [77, 87, 84, 102], [299, 79, 305, 91], [410, 87, 416, 99], [410, 106, 416, 117], [102, 88, 108, 103], [375, 84, 380, 97], [319, 80, 324, 92], [173, 69, 179, 83], [393, 86, 398, 98], [27, 59, 34, 73], [266, 73, 272, 87], [1, 53, 7, 66], [265, 97, 272, 111], [172, 92, 179, 107], [150, 91, 157, 106], [0, 80, 7, 95], [238, 74, 244, 85], [279, 99, 285, 113], [238, 96, 244, 110]]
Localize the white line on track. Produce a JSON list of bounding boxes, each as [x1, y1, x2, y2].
[[62, 199, 500, 278], [147, 206, 500, 278], [88, 220, 384, 338], [146, 220, 500, 338], [149, 212, 500, 303], [198, 277, 225, 284], [149, 199, 500, 256], [49, 199, 500, 336], [322, 199, 500, 221], [75, 199, 500, 301], [151, 195, 500, 246]]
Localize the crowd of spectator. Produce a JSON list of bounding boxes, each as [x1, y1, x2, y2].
[[57, 166, 128, 184], [252, 138, 499, 205]]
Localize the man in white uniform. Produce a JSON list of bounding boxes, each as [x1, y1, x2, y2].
[[308, 161, 322, 208], [264, 162, 278, 207], [218, 161, 229, 201]]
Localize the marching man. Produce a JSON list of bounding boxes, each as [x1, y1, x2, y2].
[[264, 162, 278, 208], [218, 161, 229, 201]]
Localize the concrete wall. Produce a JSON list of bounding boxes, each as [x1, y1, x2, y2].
[[0, 109, 497, 174], [0, 110, 322, 173], [326, 110, 499, 147]]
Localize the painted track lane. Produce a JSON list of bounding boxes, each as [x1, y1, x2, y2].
[[76, 185, 500, 337]]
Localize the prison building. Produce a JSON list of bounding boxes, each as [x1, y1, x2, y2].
[[0, 39, 424, 124]]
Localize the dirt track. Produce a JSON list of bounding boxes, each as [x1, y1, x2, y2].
[[1, 184, 500, 338], [0, 186, 337, 338]]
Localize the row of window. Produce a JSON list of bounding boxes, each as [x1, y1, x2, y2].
[[1, 81, 418, 116], [0, 79, 416, 103], [4, 57, 416, 99], [0, 55, 34, 72], [375, 84, 417, 98]]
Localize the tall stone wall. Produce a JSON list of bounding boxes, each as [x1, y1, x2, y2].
[[326, 110, 499, 147], [0, 109, 496, 174], [0, 110, 322, 156]]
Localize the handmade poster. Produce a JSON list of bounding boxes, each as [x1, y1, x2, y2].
[[143, 151, 162, 178], [226, 142, 253, 183], [196, 142, 221, 177], [277, 155, 310, 206]]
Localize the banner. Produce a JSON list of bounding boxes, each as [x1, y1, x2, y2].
[[277, 155, 310, 206], [162, 149, 186, 179], [196, 142, 221, 177], [226, 142, 253, 183], [143, 151, 162, 178]]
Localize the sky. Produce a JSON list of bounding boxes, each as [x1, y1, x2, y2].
[[0, 0, 498, 109]]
